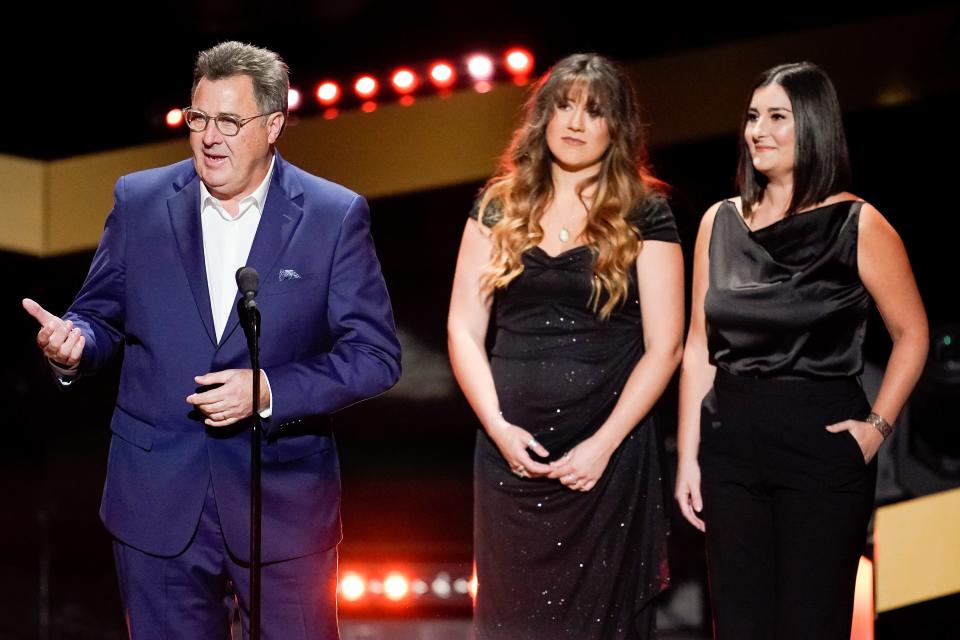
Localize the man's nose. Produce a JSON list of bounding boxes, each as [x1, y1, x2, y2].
[[202, 121, 223, 146]]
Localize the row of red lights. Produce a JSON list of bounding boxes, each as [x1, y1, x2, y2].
[[167, 47, 533, 126], [338, 567, 478, 605]]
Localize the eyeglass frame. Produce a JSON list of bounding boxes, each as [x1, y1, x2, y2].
[[181, 107, 277, 136]]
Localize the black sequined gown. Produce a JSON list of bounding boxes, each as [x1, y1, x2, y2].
[[471, 198, 678, 640]]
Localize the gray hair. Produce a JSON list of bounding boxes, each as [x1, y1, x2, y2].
[[192, 41, 289, 118]]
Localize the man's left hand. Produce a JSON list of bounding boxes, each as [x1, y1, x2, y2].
[[187, 369, 270, 427]]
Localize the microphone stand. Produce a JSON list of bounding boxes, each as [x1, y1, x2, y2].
[[238, 299, 262, 640]]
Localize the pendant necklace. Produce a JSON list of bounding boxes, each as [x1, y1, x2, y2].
[[555, 194, 591, 243], [558, 210, 583, 243]]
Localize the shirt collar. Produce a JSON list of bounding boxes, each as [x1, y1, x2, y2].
[[200, 153, 276, 220]]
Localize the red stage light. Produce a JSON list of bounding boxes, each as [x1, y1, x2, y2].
[[391, 68, 418, 94], [466, 54, 494, 81], [360, 101, 377, 113], [288, 88, 302, 112], [851, 556, 874, 640], [429, 61, 456, 89], [340, 572, 365, 602], [166, 108, 184, 128], [383, 572, 410, 601], [354, 75, 379, 99], [315, 81, 341, 106], [469, 566, 478, 602], [504, 48, 534, 77]]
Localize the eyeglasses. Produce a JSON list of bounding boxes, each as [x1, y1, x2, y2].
[[181, 107, 274, 136]]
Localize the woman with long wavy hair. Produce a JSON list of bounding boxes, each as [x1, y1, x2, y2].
[[448, 53, 684, 639]]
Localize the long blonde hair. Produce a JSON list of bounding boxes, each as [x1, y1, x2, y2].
[[479, 53, 662, 319]]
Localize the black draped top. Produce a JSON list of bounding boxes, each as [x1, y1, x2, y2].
[[705, 200, 871, 379]]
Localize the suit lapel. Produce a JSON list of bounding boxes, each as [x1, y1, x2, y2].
[[218, 157, 305, 348], [168, 172, 218, 346]]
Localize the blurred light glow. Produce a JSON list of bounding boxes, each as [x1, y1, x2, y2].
[[287, 88, 302, 111], [454, 578, 470, 594], [391, 68, 418, 94], [504, 48, 534, 76], [384, 572, 410, 601], [851, 556, 874, 640], [432, 574, 452, 598], [412, 579, 429, 595], [429, 61, 456, 89], [354, 75, 379, 99], [466, 54, 494, 80], [473, 80, 492, 94], [166, 109, 184, 128], [360, 101, 377, 113], [340, 572, 365, 602], [315, 81, 340, 106]]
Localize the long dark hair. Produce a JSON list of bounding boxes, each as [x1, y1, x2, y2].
[[737, 62, 851, 216]]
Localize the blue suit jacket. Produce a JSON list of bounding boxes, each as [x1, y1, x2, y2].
[[64, 153, 401, 562]]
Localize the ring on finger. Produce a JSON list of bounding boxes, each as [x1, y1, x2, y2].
[[527, 437, 539, 449]]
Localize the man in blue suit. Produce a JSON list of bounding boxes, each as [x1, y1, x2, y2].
[[22, 42, 401, 638]]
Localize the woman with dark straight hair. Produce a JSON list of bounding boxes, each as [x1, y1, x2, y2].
[[449, 53, 683, 639], [675, 62, 928, 639]]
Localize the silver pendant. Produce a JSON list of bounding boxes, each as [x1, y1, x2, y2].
[[559, 227, 570, 242]]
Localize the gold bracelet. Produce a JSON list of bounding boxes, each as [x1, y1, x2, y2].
[[866, 411, 893, 440]]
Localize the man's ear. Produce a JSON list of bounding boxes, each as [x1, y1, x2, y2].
[[267, 113, 285, 143]]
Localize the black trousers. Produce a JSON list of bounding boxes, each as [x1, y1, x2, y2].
[[700, 370, 876, 640]]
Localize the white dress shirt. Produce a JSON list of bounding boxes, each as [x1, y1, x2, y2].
[[200, 155, 275, 416], [200, 155, 274, 341]]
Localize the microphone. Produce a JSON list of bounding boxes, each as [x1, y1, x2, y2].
[[236, 267, 260, 311]]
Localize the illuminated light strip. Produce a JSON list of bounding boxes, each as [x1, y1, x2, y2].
[[337, 563, 473, 607]]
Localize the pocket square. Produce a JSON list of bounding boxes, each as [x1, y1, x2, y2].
[[279, 269, 302, 281]]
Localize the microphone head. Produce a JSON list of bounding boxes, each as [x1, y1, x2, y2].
[[236, 266, 260, 296]]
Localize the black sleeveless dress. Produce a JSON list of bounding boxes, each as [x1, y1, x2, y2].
[[470, 197, 678, 640], [705, 199, 871, 378]]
